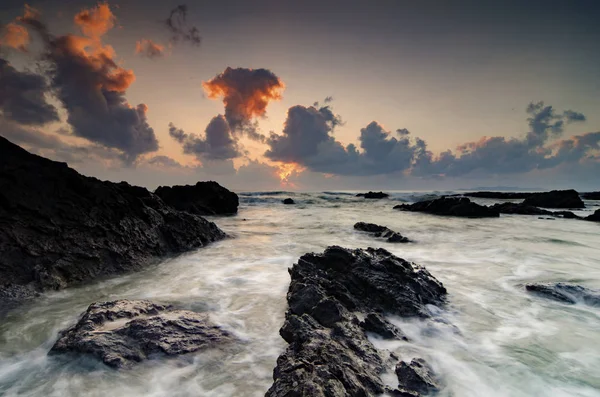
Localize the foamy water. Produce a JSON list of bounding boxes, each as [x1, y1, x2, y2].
[[1, 191, 599, 396]]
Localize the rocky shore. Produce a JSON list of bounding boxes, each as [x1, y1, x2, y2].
[[354, 222, 410, 243]]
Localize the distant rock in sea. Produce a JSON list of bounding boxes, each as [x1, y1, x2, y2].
[[266, 246, 446, 397], [354, 222, 410, 243], [490, 203, 580, 219], [0, 136, 226, 303], [525, 283, 600, 307], [463, 191, 532, 199], [50, 300, 235, 368], [581, 191, 600, 200], [586, 208, 600, 222], [282, 198, 295, 204], [155, 181, 238, 215], [394, 197, 499, 218], [356, 191, 389, 199], [522, 189, 584, 209]]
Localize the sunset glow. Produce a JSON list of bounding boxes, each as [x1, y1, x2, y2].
[[276, 162, 305, 184]]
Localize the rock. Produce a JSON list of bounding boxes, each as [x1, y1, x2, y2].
[[50, 300, 235, 368], [525, 283, 600, 306], [463, 191, 532, 199], [394, 197, 499, 218], [282, 198, 295, 204], [581, 192, 600, 200], [266, 246, 446, 397], [586, 209, 600, 222], [155, 181, 238, 215], [395, 358, 441, 395], [538, 217, 554, 220], [356, 191, 389, 199], [522, 189, 584, 209], [361, 313, 408, 341], [553, 211, 580, 219], [0, 137, 226, 303], [491, 202, 553, 216], [354, 222, 410, 243]]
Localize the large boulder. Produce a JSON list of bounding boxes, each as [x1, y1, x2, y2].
[[282, 198, 295, 205], [354, 222, 410, 243], [0, 137, 226, 303], [266, 246, 447, 397], [155, 181, 238, 215], [522, 189, 584, 209], [394, 197, 499, 218], [586, 209, 600, 222], [50, 300, 235, 368], [356, 191, 389, 199], [525, 283, 600, 307]]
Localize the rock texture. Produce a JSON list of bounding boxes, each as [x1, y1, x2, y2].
[[395, 358, 441, 395], [526, 283, 600, 307], [266, 246, 447, 397], [356, 191, 389, 199], [0, 137, 226, 302], [283, 198, 295, 205], [522, 189, 584, 209], [354, 222, 410, 243], [155, 181, 238, 215], [50, 300, 235, 368], [394, 197, 499, 218], [586, 209, 600, 222]]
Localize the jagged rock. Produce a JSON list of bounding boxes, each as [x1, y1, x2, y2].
[[525, 283, 600, 306], [463, 191, 532, 199], [361, 313, 408, 340], [50, 300, 235, 368], [0, 137, 226, 303], [283, 198, 295, 204], [354, 222, 410, 243], [586, 209, 600, 222], [394, 358, 441, 396], [266, 246, 446, 397], [155, 181, 238, 215], [581, 192, 600, 200], [356, 191, 389, 199], [394, 197, 499, 218], [522, 189, 584, 209]]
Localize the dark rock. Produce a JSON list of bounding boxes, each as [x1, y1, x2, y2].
[[0, 137, 226, 303], [586, 209, 600, 222], [266, 246, 446, 397], [394, 197, 499, 218], [50, 300, 235, 368], [525, 283, 600, 306], [282, 198, 295, 205], [538, 217, 554, 220], [354, 222, 410, 243], [553, 211, 580, 219], [522, 189, 584, 209], [491, 202, 553, 216], [395, 358, 441, 395], [581, 191, 600, 200], [361, 313, 408, 340], [356, 191, 389, 199], [155, 181, 238, 215], [463, 191, 532, 199]]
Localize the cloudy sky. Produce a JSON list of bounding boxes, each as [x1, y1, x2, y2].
[[1, 0, 599, 191]]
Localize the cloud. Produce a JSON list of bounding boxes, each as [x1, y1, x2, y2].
[[20, 3, 159, 162], [0, 23, 30, 51], [202, 67, 284, 137], [0, 57, 59, 125], [135, 39, 165, 59], [168, 115, 242, 160], [165, 5, 201, 47]]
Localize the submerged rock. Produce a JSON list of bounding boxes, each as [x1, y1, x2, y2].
[[586, 209, 600, 222], [357, 191, 389, 199], [394, 197, 499, 218], [282, 198, 295, 204], [50, 300, 235, 368], [354, 222, 410, 243], [266, 246, 446, 397], [0, 137, 226, 303], [525, 283, 600, 306], [155, 181, 238, 215], [522, 189, 584, 209]]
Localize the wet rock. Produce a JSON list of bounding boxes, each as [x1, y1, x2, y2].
[[0, 137, 226, 303], [50, 300, 235, 368], [354, 222, 410, 243], [522, 189, 584, 209], [581, 191, 600, 200], [361, 313, 408, 340], [283, 198, 295, 204], [553, 211, 580, 219], [463, 191, 532, 199], [394, 197, 499, 218], [586, 209, 600, 222], [538, 217, 554, 220], [266, 246, 446, 397], [395, 358, 441, 395], [491, 202, 553, 216], [525, 283, 600, 306], [155, 181, 238, 215], [357, 191, 389, 199]]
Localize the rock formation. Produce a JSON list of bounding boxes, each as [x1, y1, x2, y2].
[[522, 189, 584, 209], [581, 192, 600, 200], [155, 181, 238, 215], [356, 191, 389, 199], [463, 191, 532, 199], [586, 209, 600, 222], [354, 222, 410, 243], [283, 198, 295, 204], [526, 283, 600, 307], [394, 197, 499, 218]]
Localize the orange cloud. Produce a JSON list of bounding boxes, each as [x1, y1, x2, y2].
[[74, 3, 116, 38], [0, 23, 30, 51], [135, 39, 165, 59]]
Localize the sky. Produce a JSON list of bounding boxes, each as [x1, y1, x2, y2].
[[1, 0, 599, 191]]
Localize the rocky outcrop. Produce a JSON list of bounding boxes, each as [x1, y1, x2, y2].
[[395, 358, 441, 395], [394, 197, 499, 218], [354, 222, 410, 243], [581, 192, 600, 200], [490, 203, 581, 219], [522, 189, 584, 209], [0, 137, 226, 303], [463, 191, 532, 199], [526, 283, 600, 307], [266, 246, 447, 397], [586, 209, 600, 222], [283, 198, 295, 205], [356, 191, 389, 199], [50, 300, 235, 368], [155, 181, 238, 215]]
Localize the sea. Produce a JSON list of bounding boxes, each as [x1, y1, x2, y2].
[[1, 191, 599, 397]]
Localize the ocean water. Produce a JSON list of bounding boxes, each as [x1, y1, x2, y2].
[[1, 191, 599, 397]]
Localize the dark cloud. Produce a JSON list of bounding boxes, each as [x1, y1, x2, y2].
[[169, 115, 242, 160], [20, 4, 159, 162], [563, 110, 586, 123], [165, 5, 201, 47], [202, 67, 284, 139], [397, 128, 410, 136], [147, 155, 184, 168], [135, 39, 165, 59], [0, 57, 59, 126]]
